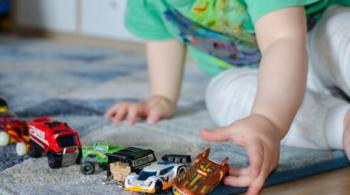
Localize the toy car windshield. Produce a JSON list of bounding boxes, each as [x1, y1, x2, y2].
[[162, 154, 191, 164], [95, 144, 108, 151], [138, 171, 157, 181], [57, 135, 77, 148]]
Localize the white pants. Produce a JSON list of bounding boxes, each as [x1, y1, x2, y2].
[[205, 6, 350, 150]]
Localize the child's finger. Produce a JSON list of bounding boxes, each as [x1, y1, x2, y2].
[[104, 104, 120, 118], [224, 175, 252, 187], [127, 105, 140, 125], [199, 127, 232, 142], [147, 109, 161, 124], [113, 105, 128, 123], [247, 176, 265, 195], [247, 145, 272, 195], [247, 140, 264, 179], [138, 103, 148, 118]]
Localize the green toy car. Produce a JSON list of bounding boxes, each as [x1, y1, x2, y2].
[[81, 141, 123, 175]]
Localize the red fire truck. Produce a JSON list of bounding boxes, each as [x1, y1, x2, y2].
[[28, 117, 82, 169]]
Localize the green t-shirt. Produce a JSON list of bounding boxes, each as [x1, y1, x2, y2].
[[125, 0, 350, 75]]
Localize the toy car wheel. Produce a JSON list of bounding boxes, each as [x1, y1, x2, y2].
[[0, 131, 9, 146], [172, 187, 181, 195], [81, 161, 95, 175], [48, 153, 62, 169], [177, 166, 186, 175], [28, 140, 43, 158], [16, 142, 28, 156], [155, 181, 163, 194]]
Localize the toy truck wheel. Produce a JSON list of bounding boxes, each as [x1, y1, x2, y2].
[[81, 161, 95, 175], [0, 131, 9, 146], [29, 140, 43, 158], [16, 142, 27, 156], [48, 153, 62, 169], [155, 181, 163, 194]]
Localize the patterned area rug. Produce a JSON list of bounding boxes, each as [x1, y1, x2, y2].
[[0, 37, 348, 194]]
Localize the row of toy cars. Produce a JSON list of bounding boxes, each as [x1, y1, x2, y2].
[[0, 97, 230, 194], [123, 149, 229, 195], [0, 97, 82, 168], [80, 141, 230, 194]]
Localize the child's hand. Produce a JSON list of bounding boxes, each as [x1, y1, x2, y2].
[[200, 114, 280, 195], [104, 95, 176, 125]]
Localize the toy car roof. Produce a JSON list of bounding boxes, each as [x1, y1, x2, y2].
[[141, 161, 176, 172], [29, 117, 76, 135], [0, 97, 8, 107], [107, 147, 155, 161]]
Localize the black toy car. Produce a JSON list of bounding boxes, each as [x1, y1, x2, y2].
[[107, 147, 157, 174], [162, 154, 192, 164]]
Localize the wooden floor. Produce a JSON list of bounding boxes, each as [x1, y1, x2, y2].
[[261, 167, 350, 195], [19, 34, 350, 195]]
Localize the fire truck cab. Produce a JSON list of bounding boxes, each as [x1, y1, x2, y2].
[[28, 117, 81, 169]]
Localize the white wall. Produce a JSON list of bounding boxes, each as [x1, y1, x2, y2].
[[81, 0, 140, 41], [16, 0, 141, 42], [17, 0, 77, 33]]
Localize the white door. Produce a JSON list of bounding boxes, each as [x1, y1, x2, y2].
[[17, 0, 77, 33]]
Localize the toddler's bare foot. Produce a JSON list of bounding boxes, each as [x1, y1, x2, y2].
[[343, 109, 350, 160]]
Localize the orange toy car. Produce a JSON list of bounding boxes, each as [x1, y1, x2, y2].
[[173, 148, 229, 195]]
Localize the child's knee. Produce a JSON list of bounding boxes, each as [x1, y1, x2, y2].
[[205, 68, 258, 126]]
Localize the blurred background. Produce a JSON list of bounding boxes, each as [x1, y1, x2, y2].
[[6, 0, 143, 47], [0, 0, 10, 31]]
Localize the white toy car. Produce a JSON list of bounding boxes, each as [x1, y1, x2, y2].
[[124, 161, 187, 194]]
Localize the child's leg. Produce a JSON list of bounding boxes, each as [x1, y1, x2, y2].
[[308, 5, 350, 96], [307, 5, 350, 157], [206, 68, 350, 149], [205, 68, 258, 127]]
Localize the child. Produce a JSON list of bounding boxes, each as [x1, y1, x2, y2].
[[105, 1, 350, 194]]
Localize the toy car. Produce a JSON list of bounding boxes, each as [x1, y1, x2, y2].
[[162, 154, 192, 164], [107, 147, 157, 173], [173, 148, 229, 195], [0, 119, 29, 156], [28, 117, 82, 169], [124, 161, 187, 194], [106, 146, 157, 184], [80, 141, 123, 175], [0, 97, 16, 128], [0, 97, 9, 114]]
